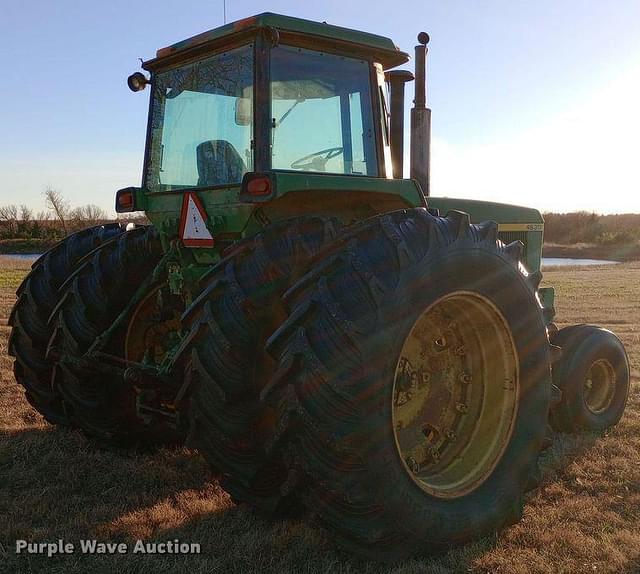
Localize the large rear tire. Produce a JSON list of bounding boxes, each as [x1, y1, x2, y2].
[[8, 224, 125, 425], [182, 216, 340, 509], [48, 226, 171, 445], [264, 209, 552, 561]]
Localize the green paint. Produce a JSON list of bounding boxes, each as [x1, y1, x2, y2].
[[426, 197, 543, 224], [144, 12, 408, 70], [167, 262, 184, 295], [428, 196, 544, 272], [272, 172, 423, 204]]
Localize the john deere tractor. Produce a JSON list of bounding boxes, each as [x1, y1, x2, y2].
[[8, 13, 630, 560]]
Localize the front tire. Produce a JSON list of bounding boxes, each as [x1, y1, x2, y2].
[[264, 209, 552, 560], [549, 325, 629, 433]]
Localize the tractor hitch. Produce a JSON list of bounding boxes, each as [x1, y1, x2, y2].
[[125, 364, 190, 428]]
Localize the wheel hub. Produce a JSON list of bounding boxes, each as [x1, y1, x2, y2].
[[125, 286, 185, 365], [583, 359, 616, 414], [392, 291, 519, 499]]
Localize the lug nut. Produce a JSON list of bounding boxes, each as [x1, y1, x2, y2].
[[434, 337, 448, 350], [445, 429, 457, 440], [459, 372, 472, 384], [405, 456, 420, 474], [456, 403, 468, 413], [454, 345, 466, 356], [428, 446, 440, 462], [422, 424, 439, 442]]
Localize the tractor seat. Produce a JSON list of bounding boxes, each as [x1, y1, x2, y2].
[[196, 140, 246, 186]]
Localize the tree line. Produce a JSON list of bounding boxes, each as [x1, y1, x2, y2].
[[0, 187, 110, 241], [1, 190, 638, 249], [542, 211, 640, 246]]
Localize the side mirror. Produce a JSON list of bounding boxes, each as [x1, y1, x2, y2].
[[127, 72, 149, 92], [235, 97, 251, 126]]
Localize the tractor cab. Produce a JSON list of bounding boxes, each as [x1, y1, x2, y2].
[[131, 13, 420, 197], [122, 13, 543, 273]]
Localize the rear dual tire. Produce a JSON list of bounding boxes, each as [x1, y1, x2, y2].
[[263, 209, 552, 560], [48, 226, 176, 445], [182, 216, 341, 508], [8, 224, 125, 425]]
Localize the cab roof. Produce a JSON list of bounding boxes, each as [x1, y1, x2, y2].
[[143, 12, 409, 70]]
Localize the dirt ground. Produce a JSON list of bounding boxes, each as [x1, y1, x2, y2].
[[1, 255, 638, 573]]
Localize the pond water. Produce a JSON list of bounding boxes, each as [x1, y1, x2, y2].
[[542, 258, 620, 267], [2, 253, 621, 268], [2, 253, 41, 262]]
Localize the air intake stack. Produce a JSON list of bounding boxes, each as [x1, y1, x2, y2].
[[386, 69, 414, 179], [410, 32, 431, 196]]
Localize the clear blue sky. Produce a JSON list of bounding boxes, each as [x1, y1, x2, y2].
[[2, 0, 640, 214]]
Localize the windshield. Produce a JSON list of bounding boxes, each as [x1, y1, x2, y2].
[[270, 46, 378, 176], [145, 45, 253, 192]]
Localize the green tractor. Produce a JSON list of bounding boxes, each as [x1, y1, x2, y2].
[[8, 13, 630, 561]]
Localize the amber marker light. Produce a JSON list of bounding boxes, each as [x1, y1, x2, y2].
[[115, 188, 136, 212], [246, 176, 271, 195], [240, 173, 275, 201]]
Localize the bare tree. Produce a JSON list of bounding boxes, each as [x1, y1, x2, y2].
[[83, 204, 106, 222], [16, 204, 34, 236], [44, 187, 69, 235], [90, 204, 107, 222], [0, 204, 18, 235], [80, 204, 106, 223], [0, 204, 18, 221], [69, 204, 108, 230], [19, 205, 33, 222]]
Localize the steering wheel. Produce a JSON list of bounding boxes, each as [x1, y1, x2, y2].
[[290, 146, 343, 171]]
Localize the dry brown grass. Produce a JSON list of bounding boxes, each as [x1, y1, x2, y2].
[[1, 256, 639, 573]]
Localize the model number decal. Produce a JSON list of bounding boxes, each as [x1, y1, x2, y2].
[[498, 223, 544, 232]]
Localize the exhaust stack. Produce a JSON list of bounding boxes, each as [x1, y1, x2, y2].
[[410, 32, 431, 196]]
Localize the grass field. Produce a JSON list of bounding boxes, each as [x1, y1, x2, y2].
[[1, 254, 639, 573]]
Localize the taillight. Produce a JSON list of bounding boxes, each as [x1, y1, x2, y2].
[[246, 177, 271, 195], [240, 173, 275, 201], [115, 187, 137, 212]]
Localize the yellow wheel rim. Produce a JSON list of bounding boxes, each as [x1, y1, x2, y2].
[[392, 291, 519, 499], [583, 359, 616, 414]]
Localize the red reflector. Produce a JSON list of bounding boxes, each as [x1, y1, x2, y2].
[[246, 177, 271, 195], [118, 191, 134, 209]]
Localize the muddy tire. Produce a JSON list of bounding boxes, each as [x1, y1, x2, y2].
[[48, 226, 169, 445], [7, 224, 125, 424], [182, 216, 340, 510], [264, 209, 552, 561], [549, 325, 629, 433]]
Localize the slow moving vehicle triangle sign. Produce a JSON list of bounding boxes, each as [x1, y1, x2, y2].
[[179, 192, 214, 247]]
